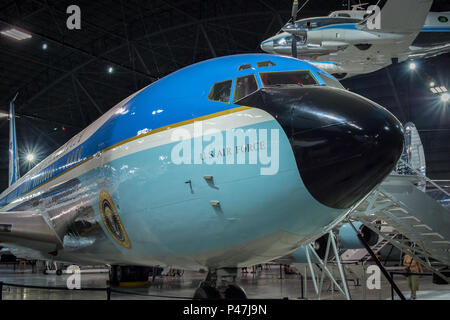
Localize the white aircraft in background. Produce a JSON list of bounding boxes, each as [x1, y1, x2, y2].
[[261, 0, 450, 79]]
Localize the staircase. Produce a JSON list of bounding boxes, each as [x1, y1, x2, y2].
[[340, 226, 395, 263], [350, 163, 450, 281]]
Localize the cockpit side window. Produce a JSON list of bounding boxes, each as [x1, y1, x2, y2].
[[260, 71, 318, 87], [208, 80, 232, 103], [257, 61, 276, 68], [318, 72, 345, 90], [233, 75, 259, 102]]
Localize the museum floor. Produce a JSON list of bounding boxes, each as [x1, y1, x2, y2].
[[1, 265, 449, 300]]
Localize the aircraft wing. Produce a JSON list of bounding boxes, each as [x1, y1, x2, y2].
[[408, 43, 450, 59], [360, 0, 433, 34], [0, 211, 62, 254]]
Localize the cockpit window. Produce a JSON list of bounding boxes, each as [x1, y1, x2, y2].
[[208, 80, 232, 103], [260, 71, 318, 87], [318, 72, 345, 90], [233, 75, 258, 102], [257, 61, 276, 68]]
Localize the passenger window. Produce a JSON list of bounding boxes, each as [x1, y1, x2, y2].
[[260, 71, 318, 87], [208, 80, 232, 103], [233, 75, 258, 102]]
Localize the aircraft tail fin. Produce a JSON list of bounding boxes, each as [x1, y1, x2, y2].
[[8, 93, 20, 187], [361, 0, 433, 33]]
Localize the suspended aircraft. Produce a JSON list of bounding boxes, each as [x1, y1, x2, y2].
[[0, 53, 404, 299], [261, 0, 450, 79]]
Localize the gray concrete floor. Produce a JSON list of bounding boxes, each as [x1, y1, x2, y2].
[[1, 264, 449, 300]]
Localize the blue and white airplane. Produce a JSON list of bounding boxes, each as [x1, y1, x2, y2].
[[0, 53, 403, 299], [261, 0, 450, 79]]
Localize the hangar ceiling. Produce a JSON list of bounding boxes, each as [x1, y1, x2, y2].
[[0, 0, 449, 190]]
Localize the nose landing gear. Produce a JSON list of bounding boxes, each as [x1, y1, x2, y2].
[[194, 268, 247, 300]]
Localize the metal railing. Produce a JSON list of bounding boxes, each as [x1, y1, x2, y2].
[[0, 281, 111, 300]]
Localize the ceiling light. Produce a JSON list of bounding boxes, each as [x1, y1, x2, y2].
[[1, 28, 32, 40], [108, 66, 114, 74], [409, 62, 416, 70], [441, 93, 450, 103], [26, 153, 35, 162], [42, 43, 48, 50]]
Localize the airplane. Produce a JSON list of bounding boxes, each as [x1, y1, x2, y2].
[[260, 0, 450, 79], [0, 53, 404, 299]]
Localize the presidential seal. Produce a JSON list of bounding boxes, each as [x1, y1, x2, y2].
[[99, 189, 131, 249]]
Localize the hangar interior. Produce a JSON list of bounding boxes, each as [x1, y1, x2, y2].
[[0, 0, 449, 300]]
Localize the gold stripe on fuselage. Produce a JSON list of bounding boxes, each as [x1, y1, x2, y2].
[[1, 106, 253, 209]]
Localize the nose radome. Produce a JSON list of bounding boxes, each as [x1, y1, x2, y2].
[[235, 86, 404, 209], [260, 40, 274, 53]]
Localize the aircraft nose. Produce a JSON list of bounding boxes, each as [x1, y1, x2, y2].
[[235, 86, 404, 209], [260, 40, 274, 52]]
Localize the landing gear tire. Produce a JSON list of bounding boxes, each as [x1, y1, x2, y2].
[[224, 284, 247, 300], [111, 265, 151, 285], [193, 286, 221, 300], [110, 265, 122, 286]]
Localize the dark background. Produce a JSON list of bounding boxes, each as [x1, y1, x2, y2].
[[0, 0, 449, 190]]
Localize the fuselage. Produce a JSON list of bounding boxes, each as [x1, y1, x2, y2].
[[0, 54, 404, 270]]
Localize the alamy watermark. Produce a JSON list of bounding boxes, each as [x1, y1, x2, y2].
[[170, 122, 280, 175], [66, 265, 81, 289], [366, 5, 381, 30], [366, 265, 381, 290], [66, 5, 81, 30]]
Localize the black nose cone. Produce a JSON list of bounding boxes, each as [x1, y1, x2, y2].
[[235, 86, 404, 209]]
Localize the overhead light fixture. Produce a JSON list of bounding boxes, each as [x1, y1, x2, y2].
[[107, 66, 114, 74], [429, 81, 435, 87], [441, 93, 450, 103], [42, 43, 48, 50], [409, 62, 416, 70], [1, 28, 32, 40], [26, 153, 35, 162], [430, 85, 448, 95]]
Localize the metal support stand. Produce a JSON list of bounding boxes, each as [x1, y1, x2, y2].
[[304, 231, 351, 300], [298, 272, 304, 299], [348, 221, 406, 300]]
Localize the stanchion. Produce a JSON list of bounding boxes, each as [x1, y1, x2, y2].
[[391, 272, 394, 300]]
